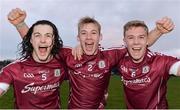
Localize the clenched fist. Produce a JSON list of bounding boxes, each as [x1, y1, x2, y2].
[[7, 8, 26, 26]]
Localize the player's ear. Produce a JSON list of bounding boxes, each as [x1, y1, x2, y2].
[[30, 38, 32, 44], [146, 42, 149, 47], [123, 37, 127, 47]]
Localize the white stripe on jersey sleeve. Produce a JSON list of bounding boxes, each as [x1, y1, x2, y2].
[[169, 61, 180, 76], [0, 83, 10, 91]]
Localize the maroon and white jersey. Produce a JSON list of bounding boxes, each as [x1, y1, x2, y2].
[[0, 57, 66, 109], [60, 46, 127, 109], [118, 49, 179, 109]]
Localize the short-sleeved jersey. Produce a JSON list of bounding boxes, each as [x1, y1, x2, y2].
[[0, 57, 66, 109], [60, 47, 127, 109], [118, 49, 179, 109]]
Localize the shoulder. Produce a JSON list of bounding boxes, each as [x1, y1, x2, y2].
[[62, 46, 72, 51], [101, 45, 126, 52], [102, 45, 127, 58], [147, 50, 179, 65], [59, 46, 72, 54], [1, 59, 23, 72], [148, 50, 177, 60]]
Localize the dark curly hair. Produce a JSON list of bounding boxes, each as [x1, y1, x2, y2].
[[19, 20, 63, 59]]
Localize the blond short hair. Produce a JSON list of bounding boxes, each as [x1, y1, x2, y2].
[[123, 20, 149, 36], [78, 16, 101, 35]]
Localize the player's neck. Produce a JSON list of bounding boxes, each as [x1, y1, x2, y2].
[[132, 56, 145, 63]]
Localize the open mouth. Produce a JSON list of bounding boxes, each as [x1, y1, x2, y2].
[[38, 46, 48, 55], [85, 42, 94, 51], [132, 47, 141, 53]]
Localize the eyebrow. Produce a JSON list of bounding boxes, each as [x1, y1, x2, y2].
[[80, 30, 98, 32], [46, 33, 53, 35], [33, 32, 53, 35], [91, 30, 98, 33], [33, 32, 40, 35]]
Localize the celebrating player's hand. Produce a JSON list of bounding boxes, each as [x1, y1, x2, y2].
[[7, 8, 26, 26], [72, 44, 83, 60], [156, 17, 174, 34]]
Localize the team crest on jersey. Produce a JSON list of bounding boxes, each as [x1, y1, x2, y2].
[[142, 66, 150, 74], [54, 69, 61, 77], [98, 60, 106, 69]]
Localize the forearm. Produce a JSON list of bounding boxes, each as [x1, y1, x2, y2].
[[147, 27, 162, 47], [15, 22, 29, 39], [148, 17, 174, 47], [98, 90, 108, 109]]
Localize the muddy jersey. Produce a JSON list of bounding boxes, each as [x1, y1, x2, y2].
[[60, 47, 127, 109], [118, 50, 179, 109], [0, 57, 66, 109]]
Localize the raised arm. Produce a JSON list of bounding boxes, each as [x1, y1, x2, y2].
[[7, 8, 29, 38], [147, 17, 174, 47]]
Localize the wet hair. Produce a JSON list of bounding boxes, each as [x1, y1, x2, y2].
[[19, 20, 63, 59], [78, 16, 101, 35], [123, 20, 149, 37]]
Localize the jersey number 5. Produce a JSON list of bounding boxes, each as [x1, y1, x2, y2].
[[41, 73, 47, 81]]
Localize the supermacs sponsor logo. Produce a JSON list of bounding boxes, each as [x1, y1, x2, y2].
[[21, 82, 59, 94], [121, 76, 151, 86]]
